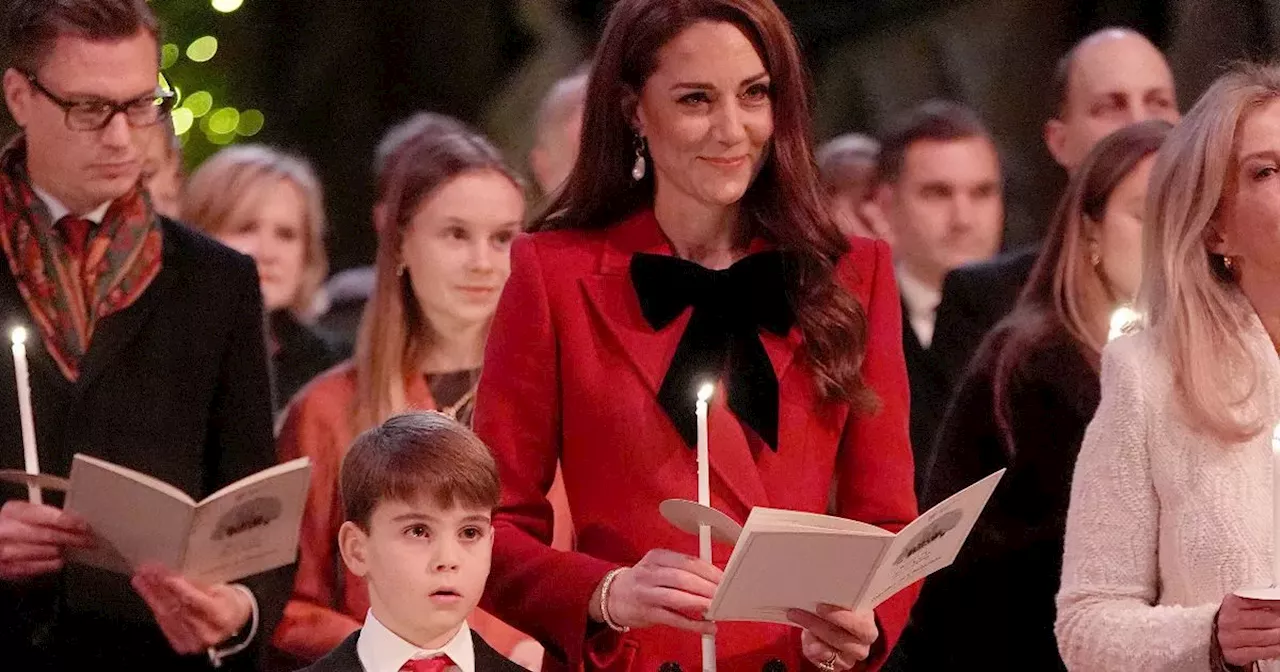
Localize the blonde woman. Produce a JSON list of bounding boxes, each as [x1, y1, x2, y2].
[[1056, 63, 1280, 671], [141, 116, 183, 219], [272, 113, 571, 669], [184, 145, 336, 409]]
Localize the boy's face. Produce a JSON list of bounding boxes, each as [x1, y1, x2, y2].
[[339, 497, 494, 647]]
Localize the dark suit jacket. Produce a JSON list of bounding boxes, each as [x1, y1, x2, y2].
[[929, 247, 1038, 388], [891, 317, 1099, 671], [900, 304, 948, 499], [0, 218, 291, 670], [270, 309, 340, 412], [297, 628, 529, 672]]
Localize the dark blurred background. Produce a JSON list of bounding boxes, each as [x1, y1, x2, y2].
[[2, 0, 1277, 272]]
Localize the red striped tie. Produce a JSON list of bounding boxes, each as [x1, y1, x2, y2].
[[57, 215, 93, 259]]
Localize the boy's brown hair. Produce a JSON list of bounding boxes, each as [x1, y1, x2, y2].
[[340, 411, 500, 530]]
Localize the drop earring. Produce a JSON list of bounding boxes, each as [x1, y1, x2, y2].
[[631, 134, 647, 181]]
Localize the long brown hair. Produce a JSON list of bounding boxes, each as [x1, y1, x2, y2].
[[990, 120, 1171, 450], [533, 0, 869, 404], [353, 113, 525, 432]]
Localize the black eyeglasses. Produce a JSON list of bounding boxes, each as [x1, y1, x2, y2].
[[23, 72, 176, 132]]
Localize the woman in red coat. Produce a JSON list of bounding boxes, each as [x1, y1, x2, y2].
[[473, 1, 918, 670]]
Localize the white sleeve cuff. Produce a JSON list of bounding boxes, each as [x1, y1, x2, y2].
[[206, 584, 259, 669]]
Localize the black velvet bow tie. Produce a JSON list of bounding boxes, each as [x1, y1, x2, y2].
[[629, 250, 794, 451]]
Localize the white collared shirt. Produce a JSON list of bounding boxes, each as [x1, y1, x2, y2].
[[357, 610, 475, 672], [31, 184, 111, 225], [896, 266, 942, 348]]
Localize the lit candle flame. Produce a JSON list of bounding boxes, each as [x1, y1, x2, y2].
[[1108, 307, 1141, 342], [10, 327, 26, 346], [697, 382, 714, 403]]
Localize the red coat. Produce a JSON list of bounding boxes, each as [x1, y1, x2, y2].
[[474, 210, 918, 672]]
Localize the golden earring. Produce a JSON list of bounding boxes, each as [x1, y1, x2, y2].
[[1223, 255, 1236, 272], [396, 261, 406, 277]]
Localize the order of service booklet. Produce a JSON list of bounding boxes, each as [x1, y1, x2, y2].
[[706, 469, 1005, 624], [63, 454, 312, 585]]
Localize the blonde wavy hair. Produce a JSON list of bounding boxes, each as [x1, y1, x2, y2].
[[183, 145, 328, 319], [1139, 62, 1280, 442]]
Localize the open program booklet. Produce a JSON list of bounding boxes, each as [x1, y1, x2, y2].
[[706, 469, 1005, 624], [63, 454, 311, 585]]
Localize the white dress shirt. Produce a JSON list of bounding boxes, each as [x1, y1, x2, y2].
[[31, 185, 111, 225], [357, 610, 475, 672], [896, 266, 942, 348]]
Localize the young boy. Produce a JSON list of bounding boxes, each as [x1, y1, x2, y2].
[[298, 412, 528, 672]]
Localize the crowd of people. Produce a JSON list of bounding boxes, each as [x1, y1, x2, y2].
[[2, 0, 1280, 671]]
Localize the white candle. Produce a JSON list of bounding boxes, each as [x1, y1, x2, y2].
[[1272, 423, 1280, 587], [695, 382, 715, 672], [10, 328, 40, 505]]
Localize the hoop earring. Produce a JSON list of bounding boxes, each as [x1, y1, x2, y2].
[[631, 134, 648, 181]]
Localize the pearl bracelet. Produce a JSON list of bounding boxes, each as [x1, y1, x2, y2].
[[599, 567, 630, 633]]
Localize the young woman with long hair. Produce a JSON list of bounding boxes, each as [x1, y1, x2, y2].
[[271, 113, 564, 668], [894, 120, 1171, 671]]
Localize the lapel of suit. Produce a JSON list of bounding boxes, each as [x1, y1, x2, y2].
[[74, 223, 178, 392], [580, 210, 684, 397], [332, 630, 362, 672], [900, 298, 945, 384], [580, 210, 798, 513], [470, 629, 516, 671]]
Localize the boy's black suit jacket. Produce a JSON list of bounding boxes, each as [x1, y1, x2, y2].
[[298, 629, 529, 672]]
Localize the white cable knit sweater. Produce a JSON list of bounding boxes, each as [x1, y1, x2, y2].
[[1056, 318, 1280, 672]]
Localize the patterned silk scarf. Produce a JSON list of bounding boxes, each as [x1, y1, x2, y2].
[[0, 136, 163, 381]]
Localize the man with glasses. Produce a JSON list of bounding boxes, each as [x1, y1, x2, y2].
[[0, 1, 287, 670]]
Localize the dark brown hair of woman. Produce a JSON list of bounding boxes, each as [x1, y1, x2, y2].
[[990, 119, 1172, 451], [533, 0, 871, 406]]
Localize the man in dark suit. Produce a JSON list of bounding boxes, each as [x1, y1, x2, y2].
[[869, 101, 1004, 496], [930, 28, 1181, 390], [0, 1, 288, 669]]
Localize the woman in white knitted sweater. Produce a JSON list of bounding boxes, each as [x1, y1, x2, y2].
[[1056, 62, 1280, 672]]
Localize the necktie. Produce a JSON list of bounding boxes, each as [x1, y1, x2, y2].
[[57, 215, 93, 259], [400, 654, 454, 672], [629, 250, 794, 451]]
